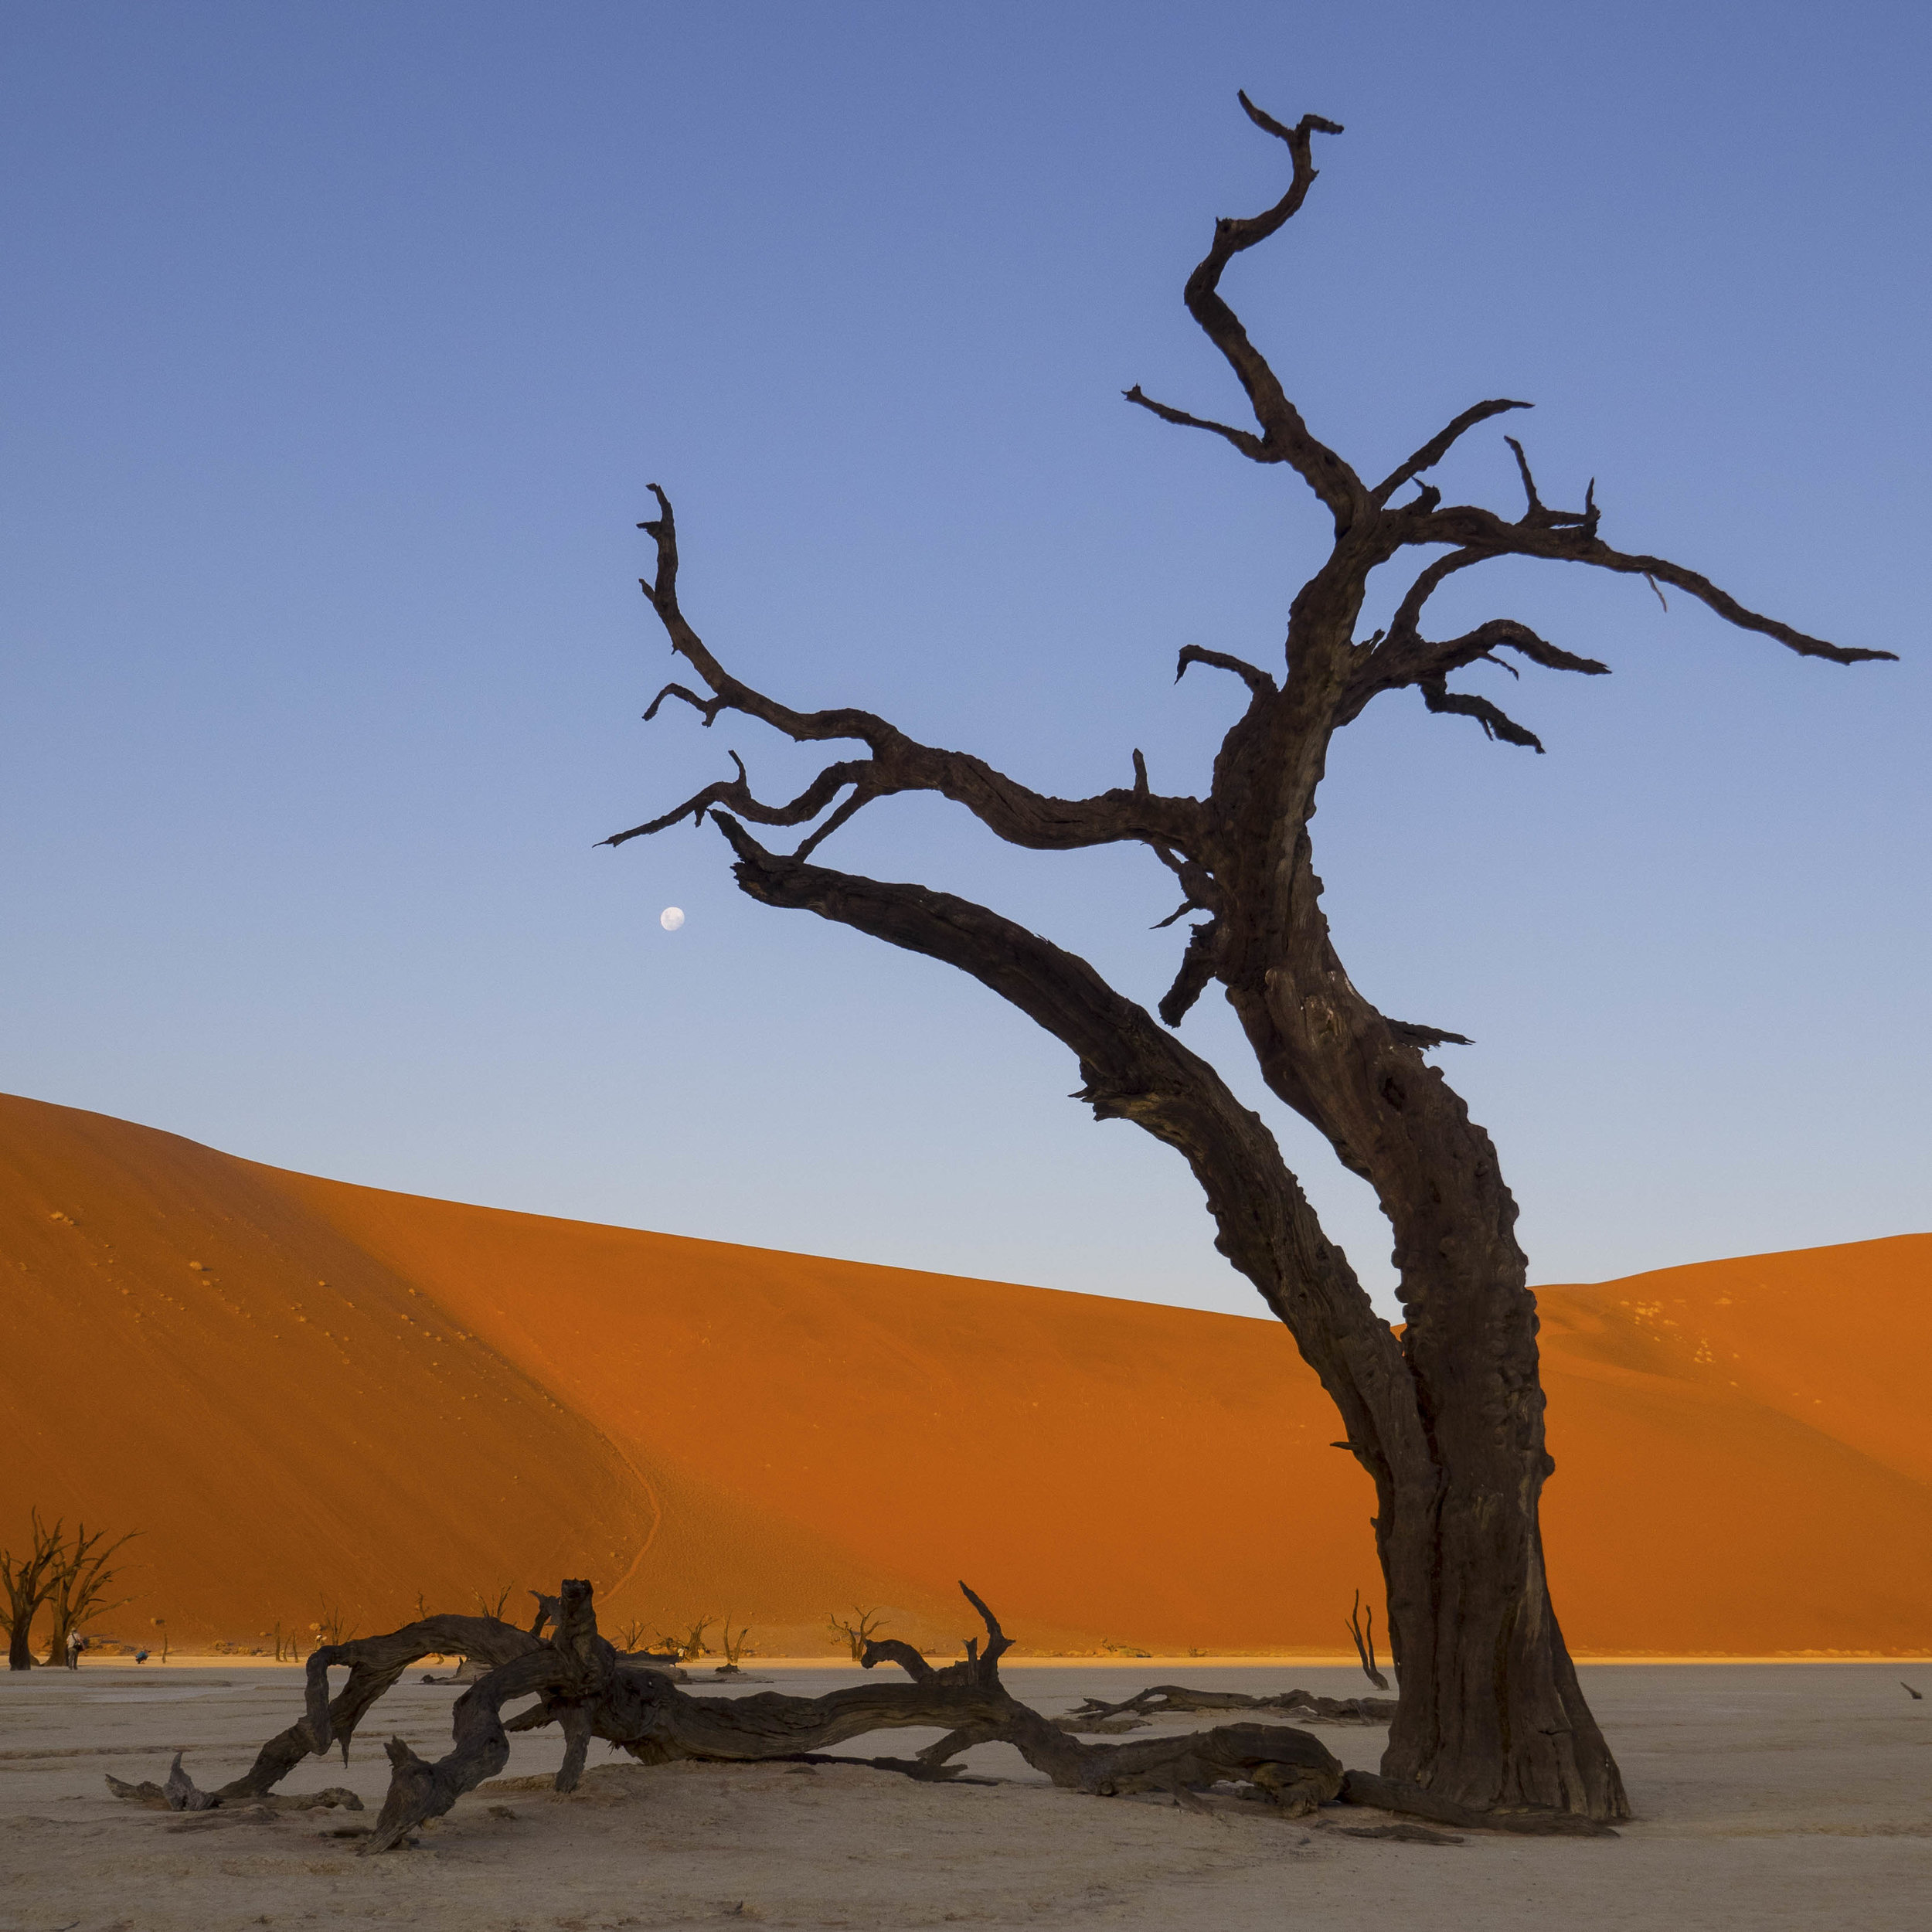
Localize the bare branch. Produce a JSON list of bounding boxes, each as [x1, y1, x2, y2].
[[1344, 610, 1607, 739], [793, 780, 885, 860], [1419, 677, 1546, 752], [617, 488, 1210, 865], [1383, 546, 1492, 642], [1175, 643, 1277, 699], [642, 682, 728, 726], [1412, 505, 1898, 665], [599, 756, 876, 849], [1121, 386, 1267, 461], [1133, 97, 1367, 527], [1503, 436, 1545, 517], [1373, 400, 1532, 506]]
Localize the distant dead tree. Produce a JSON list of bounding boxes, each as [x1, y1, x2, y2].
[[312, 1599, 356, 1647], [43, 1522, 138, 1666], [1, 1512, 64, 1672], [473, 1583, 516, 1621], [1347, 1590, 1390, 1692], [828, 1607, 888, 1662], [606, 97, 1891, 1822], [654, 1615, 716, 1662], [716, 1616, 752, 1672]]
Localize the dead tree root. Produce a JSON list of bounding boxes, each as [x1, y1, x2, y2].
[[99, 1580, 1607, 1852]]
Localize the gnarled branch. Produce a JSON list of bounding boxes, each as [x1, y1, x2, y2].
[[1408, 501, 1896, 666], [1419, 678, 1547, 752], [111, 1580, 1359, 1845], [618, 487, 1209, 866], [1132, 97, 1366, 527]]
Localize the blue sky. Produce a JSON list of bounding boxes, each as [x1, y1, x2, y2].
[[5, 1, 1926, 1318]]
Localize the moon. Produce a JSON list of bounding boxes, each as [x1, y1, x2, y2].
[[659, 906, 685, 932]]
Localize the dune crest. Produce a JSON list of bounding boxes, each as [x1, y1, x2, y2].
[[2, 1093, 1926, 1655]]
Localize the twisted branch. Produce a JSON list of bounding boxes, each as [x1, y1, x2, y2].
[[612, 487, 1207, 866], [1128, 97, 1365, 528]]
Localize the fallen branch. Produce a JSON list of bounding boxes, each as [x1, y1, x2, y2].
[[1064, 1683, 1398, 1726], [107, 1579, 1345, 1852]]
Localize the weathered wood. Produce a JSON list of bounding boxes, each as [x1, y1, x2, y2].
[[601, 94, 1888, 1823], [107, 1583, 1344, 1851], [104, 1752, 362, 1814]]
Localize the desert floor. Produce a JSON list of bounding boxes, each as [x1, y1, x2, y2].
[[2, 1661, 1926, 1930]]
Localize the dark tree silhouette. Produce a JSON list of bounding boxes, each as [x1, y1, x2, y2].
[[2, 1512, 64, 1672], [604, 100, 1889, 1821]]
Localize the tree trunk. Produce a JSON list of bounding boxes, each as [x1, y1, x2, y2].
[[719, 828, 1628, 1821], [1216, 817, 1630, 1820], [8, 1622, 34, 1672]]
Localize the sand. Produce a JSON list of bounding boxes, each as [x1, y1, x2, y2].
[[1, 1659, 1925, 1930], [4, 1091, 1929, 1655]]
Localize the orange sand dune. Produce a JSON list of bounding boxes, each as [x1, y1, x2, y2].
[[2, 1093, 1926, 1656]]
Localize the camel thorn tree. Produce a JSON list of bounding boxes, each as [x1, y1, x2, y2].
[[43, 1522, 138, 1667], [1, 1512, 65, 1672], [602, 97, 1890, 1822], [830, 1607, 890, 1662]]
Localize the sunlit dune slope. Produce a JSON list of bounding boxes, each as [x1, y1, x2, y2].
[[3, 1093, 1927, 1654], [0, 1097, 655, 1648], [1534, 1240, 1932, 1655]]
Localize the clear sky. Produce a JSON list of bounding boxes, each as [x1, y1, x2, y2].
[[5, 1, 1926, 1320]]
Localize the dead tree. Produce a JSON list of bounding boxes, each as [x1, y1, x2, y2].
[[829, 1607, 889, 1662], [716, 1616, 752, 1671], [1347, 1590, 1389, 1692], [43, 1522, 137, 1667], [1, 1512, 64, 1672], [603, 98, 1892, 1822]]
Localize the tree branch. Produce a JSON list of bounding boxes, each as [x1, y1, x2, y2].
[[1372, 400, 1532, 506], [1121, 386, 1267, 460], [600, 755, 879, 849], [1175, 644, 1277, 700], [617, 488, 1209, 863], [1410, 504, 1897, 666], [1132, 97, 1367, 529], [1419, 678, 1546, 752]]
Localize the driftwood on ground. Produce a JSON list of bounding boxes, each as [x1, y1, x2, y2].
[[104, 1577, 1615, 1853]]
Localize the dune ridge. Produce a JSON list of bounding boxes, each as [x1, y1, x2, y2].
[[2, 1092, 1926, 1656]]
